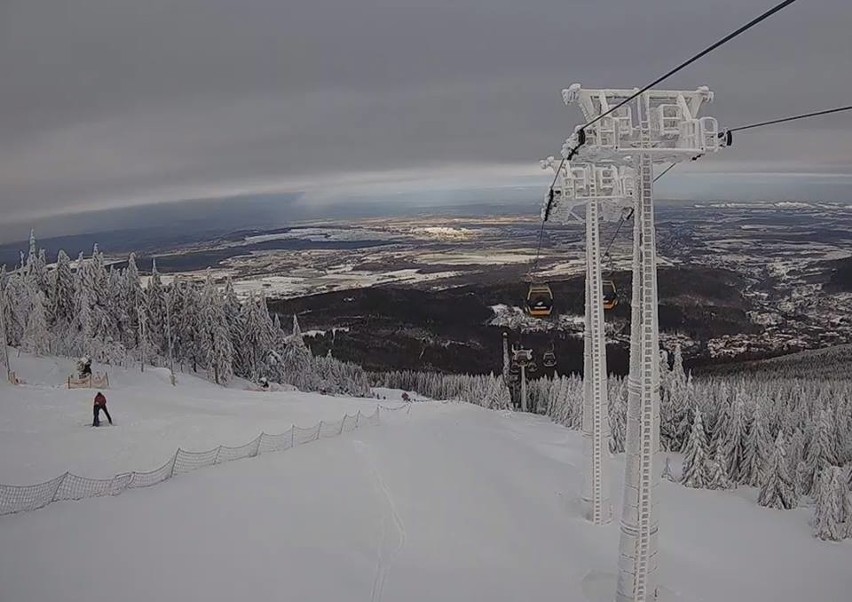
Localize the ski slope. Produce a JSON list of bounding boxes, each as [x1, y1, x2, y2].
[[0, 352, 390, 483], [1, 355, 850, 601]]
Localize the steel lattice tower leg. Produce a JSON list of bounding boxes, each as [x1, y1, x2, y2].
[[616, 102, 661, 602], [582, 197, 612, 524]]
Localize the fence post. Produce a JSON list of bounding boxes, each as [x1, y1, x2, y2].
[[50, 472, 70, 503], [376, 405, 381, 424], [251, 434, 262, 457], [355, 410, 361, 428], [168, 450, 179, 478], [316, 421, 323, 441], [290, 425, 295, 447], [214, 445, 223, 465], [339, 417, 346, 435]]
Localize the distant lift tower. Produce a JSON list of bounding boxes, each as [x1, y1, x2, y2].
[[562, 84, 721, 602], [540, 157, 633, 525]]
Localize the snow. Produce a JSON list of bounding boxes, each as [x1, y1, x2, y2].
[[1, 354, 850, 602], [228, 268, 462, 300], [0, 352, 384, 483], [302, 327, 351, 338]]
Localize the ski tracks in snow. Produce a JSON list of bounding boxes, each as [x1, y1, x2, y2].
[[353, 439, 407, 602]]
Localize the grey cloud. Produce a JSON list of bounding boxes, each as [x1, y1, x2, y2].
[[1, 0, 851, 232]]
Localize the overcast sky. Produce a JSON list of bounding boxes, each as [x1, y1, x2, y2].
[[1, 0, 850, 238]]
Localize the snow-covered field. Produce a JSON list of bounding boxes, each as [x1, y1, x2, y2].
[[1, 354, 851, 602]]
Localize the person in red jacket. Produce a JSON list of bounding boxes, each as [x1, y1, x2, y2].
[[92, 392, 112, 427]]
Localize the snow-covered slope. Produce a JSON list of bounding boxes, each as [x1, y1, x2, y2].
[[0, 351, 384, 483], [1, 354, 850, 602]]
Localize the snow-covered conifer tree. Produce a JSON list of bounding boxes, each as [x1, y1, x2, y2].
[[706, 439, 732, 490], [722, 394, 748, 483], [50, 250, 76, 338], [802, 408, 834, 496], [742, 403, 771, 487], [200, 273, 234, 384], [21, 290, 49, 355], [758, 432, 797, 510], [681, 410, 709, 489], [813, 466, 848, 541]]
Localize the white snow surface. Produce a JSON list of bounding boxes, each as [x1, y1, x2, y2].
[[0, 352, 384, 483], [1, 354, 851, 602]]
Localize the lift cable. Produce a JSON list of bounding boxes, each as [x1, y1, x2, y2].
[[724, 104, 852, 137], [532, 0, 801, 276], [653, 104, 852, 185]]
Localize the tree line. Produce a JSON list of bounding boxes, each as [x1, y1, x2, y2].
[[0, 232, 369, 396]]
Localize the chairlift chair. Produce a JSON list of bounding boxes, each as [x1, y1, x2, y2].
[[542, 349, 557, 368]]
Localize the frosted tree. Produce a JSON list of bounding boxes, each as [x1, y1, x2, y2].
[[813, 466, 848, 541], [200, 273, 234, 384], [21, 290, 50, 355], [145, 258, 167, 355], [706, 439, 732, 490], [802, 408, 834, 496], [24, 230, 48, 297], [787, 428, 805, 483], [742, 403, 770, 487], [237, 293, 274, 380], [721, 394, 748, 483], [758, 432, 797, 510], [50, 250, 76, 336], [608, 390, 627, 453], [681, 409, 709, 489]]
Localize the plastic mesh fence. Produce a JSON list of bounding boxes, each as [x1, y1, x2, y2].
[[0, 474, 66, 514], [320, 419, 344, 439], [0, 405, 403, 517], [258, 431, 292, 455], [127, 458, 174, 490], [173, 448, 220, 476]]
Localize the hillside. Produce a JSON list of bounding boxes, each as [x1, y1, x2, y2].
[[1, 352, 850, 602], [269, 265, 753, 376]]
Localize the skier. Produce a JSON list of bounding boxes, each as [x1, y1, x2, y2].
[[92, 391, 113, 427]]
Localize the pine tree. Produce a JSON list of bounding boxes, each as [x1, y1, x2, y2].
[[21, 290, 50, 355], [200, 273, 234, 384], [813, 466, 848, 541], [742, 403, 770, 487], [706, 439, 732, 490], [50, 250, 76, 336], [145, 258, 167, 356], [758, 432, 797, 510], [722, 395, 748, 483], [802, 408, 833, 496], [681, 410, 709, 489]]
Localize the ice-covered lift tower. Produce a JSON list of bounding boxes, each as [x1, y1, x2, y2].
[[561, 84, 721, 602], [540, 158, 633, 526]]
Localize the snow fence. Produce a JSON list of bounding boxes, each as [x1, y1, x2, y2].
[[0, 403, 411, 517]]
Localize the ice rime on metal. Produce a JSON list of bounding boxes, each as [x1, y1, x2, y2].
[[540, 158, 633, 525], [561, 84, 721, 602]]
